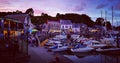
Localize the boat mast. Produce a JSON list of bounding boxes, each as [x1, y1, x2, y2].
[[112, 6, 114, 26], [105, 11, 107, 31], [101, 10, 103, 18]]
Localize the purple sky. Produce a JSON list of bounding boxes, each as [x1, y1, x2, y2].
[[0, 0, 120, 25]]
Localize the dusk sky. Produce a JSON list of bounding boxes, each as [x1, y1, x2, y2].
[[0, 0, 120, 25]]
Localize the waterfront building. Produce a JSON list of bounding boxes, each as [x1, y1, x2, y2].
[[47, 20, 60, 33], [72, 23, 80, 33], [0, 14, 34, 54], [6, 14, 34, 33], [60, 20, 72, 33]]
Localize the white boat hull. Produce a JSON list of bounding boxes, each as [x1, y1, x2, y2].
[[71, 47, 94, 52], [96, 48, 120, 52], [88, 44, 107, 49], [52, 46, 69, 52]]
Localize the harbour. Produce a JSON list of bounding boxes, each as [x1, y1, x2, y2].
[[0, 0, 120, 63], [36, 33, 120, 63]]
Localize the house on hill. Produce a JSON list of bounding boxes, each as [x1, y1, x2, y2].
[[60, 20, 72, 33], [42, 20, 60, 33]]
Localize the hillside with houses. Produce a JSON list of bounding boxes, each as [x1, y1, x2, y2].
[[0, 8, 119, 37]]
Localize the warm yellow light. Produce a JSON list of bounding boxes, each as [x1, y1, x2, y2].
[[21, 30, 24, 33], [90, 29, 98, 32], [3, 30, 7, 35]]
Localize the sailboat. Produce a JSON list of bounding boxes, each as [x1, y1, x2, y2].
[[96, 7, 120, 52]]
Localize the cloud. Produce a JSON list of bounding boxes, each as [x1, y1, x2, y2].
[[0, 0, 19, 6], [34, 9, 44, 14], [0, 8, 16, 12], [96, 4, 108, 9], [0, 0, 10, 4], [34, 9, 49, 16], [107, 0, 114, 2], [73, 6, 84, 11], [71, 2, 86, 11], [114, 2, 120, 10]]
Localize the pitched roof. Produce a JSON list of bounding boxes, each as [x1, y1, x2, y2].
[[5, 14, 30, 23], [60, 20, 72, 25]]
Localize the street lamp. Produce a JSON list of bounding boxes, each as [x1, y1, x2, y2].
[[25, 23, 29, 55], [1, 18, 4, 40]]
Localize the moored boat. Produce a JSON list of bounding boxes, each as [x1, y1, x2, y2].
[[96, 46, 120, 52], [84, 40, 107, 49], [70, 44, 94, 52], [52, 46, 69, 52]]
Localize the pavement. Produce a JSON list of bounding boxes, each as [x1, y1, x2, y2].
[[28, 46, 73, 63], [40, 39, 49, 46], [0, 43, 73, 63], [0, 51, 30, 63], [28, 46, 54, 63], [28, 35, 73, 63]]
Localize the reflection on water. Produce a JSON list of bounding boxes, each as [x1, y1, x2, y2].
[[55, 51, 120, 63]]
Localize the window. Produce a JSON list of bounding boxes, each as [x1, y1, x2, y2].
[[62, 26, 64, 29], [70, 26, 71, 29], [65, 26, 68, 28]]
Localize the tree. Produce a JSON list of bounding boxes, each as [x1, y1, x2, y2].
[[15, 10, 22, 13], [81, 14, 95, 27], [115, 26, 120, 31], [55, 13, 95, 27], [104, 21, 112, 30], [56, 13, 60, 17], [95, 17, 104, 26], [25, 8, 34, 17]]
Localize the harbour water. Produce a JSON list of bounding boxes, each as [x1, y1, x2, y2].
[[55, 51, 120, 63]]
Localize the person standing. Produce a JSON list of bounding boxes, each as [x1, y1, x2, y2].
[[29, 37, 34, 47]]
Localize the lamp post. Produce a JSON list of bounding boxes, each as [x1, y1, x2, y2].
[[26, 23, 29, 55], [1, 18, 4, 40]]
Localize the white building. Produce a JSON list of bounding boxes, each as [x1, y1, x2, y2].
[[60, 20, 72, 30]]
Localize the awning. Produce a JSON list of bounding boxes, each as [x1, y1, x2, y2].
[[29, 29, 38, 33], [32, 29, 38, 32]]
